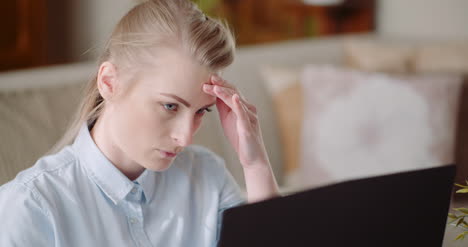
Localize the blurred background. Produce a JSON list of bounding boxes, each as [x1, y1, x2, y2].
[[1, 1, 468, 245], [2, 0, 467, 72]]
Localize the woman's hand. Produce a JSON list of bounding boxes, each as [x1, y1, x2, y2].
[[203, 74, 280, 202], [202, 75, 269, 169]]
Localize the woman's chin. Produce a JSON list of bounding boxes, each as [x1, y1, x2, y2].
[[145, 157, 175, 172]]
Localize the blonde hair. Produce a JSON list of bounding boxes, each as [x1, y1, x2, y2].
[[49, 0, 236, 154]]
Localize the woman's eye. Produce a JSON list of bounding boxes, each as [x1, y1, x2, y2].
[[197, 107, 213, 115], [163, 103, 178, 111], [162, 103, 211, 115]]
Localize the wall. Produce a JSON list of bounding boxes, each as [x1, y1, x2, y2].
[[70, 0, 136, 61], [377, 0, 468, 41], [70, 0, 468, 60]]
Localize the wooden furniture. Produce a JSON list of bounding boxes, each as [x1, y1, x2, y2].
[[283, 0, 375, 37], [223, 0, 288, 45], [0, 0, 70, 72], [222, 0, 375, 45], [0, 0, 47, 71]]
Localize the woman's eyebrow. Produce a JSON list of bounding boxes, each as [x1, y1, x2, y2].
[[203, 102, 216, 108], [160, 93, 191, 107], [159, 93, 216, 108]]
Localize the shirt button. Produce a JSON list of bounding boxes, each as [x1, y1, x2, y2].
[[131, 188, 138, 194], [130, 217, 138, 224]]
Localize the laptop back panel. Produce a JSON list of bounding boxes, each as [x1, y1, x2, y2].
[[218, 165, 456, 247]]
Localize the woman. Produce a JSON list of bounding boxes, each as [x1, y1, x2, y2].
[[0, 0, 279, 246]]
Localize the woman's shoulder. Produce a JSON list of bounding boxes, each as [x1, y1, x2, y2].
[[3, 146, 77, 193]]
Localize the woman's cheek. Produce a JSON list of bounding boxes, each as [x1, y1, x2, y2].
[[147, 108, 173, 128], [192, 116, 204, 133], [138, 103, 168, 121]]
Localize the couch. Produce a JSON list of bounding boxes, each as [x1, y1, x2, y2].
[[1, 33, 467, 246], [0, 33, 366, 188]]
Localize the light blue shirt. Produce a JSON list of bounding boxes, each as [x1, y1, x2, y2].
[[0, 124, 246, 246]]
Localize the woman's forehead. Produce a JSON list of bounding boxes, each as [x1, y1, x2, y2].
[[140, 49, 213, 88], [138, 66, 211, 92], [135, 57, 215, 106]]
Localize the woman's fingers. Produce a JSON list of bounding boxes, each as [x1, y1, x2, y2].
[[244, 103, 257, 114], [207, 75, 259, 120], [210, 75, 240, 94], [203, 84, 257, 116], [203, 84, 236, 109], [211, 74, 228, 87], [232, 94, 252, 134], [203, 83, 215, 94]]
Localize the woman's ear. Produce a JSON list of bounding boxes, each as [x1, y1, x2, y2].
[[97, 61, 119, 101]]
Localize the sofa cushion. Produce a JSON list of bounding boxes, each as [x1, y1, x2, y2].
[[344, 39, 414, 73], [411, 42, 468, 74], [259, 65, 303, 177], [0, 82, 84, 185], [296, 65, 463, 190]]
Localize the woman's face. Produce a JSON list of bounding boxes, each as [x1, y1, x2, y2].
[[107, 49, 216, 172]]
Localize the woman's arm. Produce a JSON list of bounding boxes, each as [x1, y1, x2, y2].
[[203, 75, 280, 203], [242, 160, 280, 203]]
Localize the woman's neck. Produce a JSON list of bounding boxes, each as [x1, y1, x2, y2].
[[90, 115, 145, 181]]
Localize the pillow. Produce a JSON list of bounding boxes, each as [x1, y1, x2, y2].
[[0, 82, 84, 185], [297, 65, 463, 189], [411, 42, 468, 74], [259, 65, 303, 180], [454, 75, 468, 197], [344, 39, 415, 73]]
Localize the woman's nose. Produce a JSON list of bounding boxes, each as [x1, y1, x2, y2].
[[172, 120, 194, 147]]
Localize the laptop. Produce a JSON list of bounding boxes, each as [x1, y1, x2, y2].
[[217, 164, 456, 247]]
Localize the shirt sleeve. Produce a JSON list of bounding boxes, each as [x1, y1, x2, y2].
[[0, 182, 55, 246], [213, 155, 247, 246], [218, 163, 247, 211]]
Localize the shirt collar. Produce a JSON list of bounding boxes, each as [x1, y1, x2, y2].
[[134, 167, 157, 203], [72, 123, 156, 205]]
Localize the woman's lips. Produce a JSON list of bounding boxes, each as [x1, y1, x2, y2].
[[159, 150, 177, 158]]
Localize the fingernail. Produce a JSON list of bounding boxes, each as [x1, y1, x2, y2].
[[214, 85, 225, 93], [203, 84, 212, 90], [212, 75, 222, 82]]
